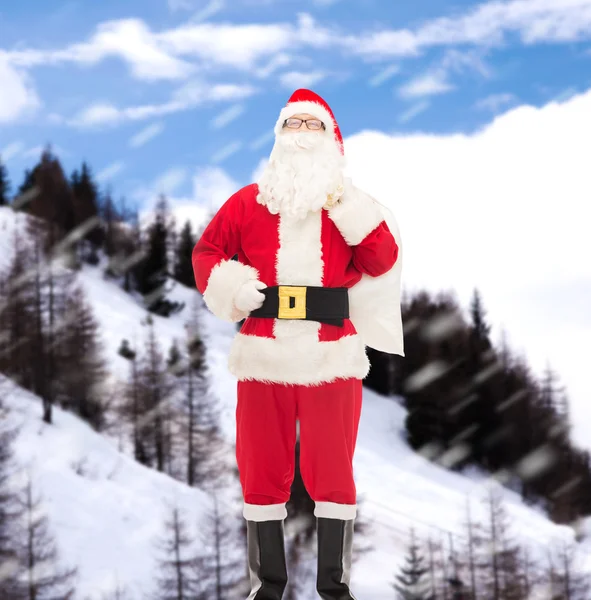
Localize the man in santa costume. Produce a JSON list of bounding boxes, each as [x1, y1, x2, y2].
[[192, 88, 404, 599]]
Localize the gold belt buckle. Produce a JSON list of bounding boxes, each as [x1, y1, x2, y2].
[[277, 286, 307, 319]]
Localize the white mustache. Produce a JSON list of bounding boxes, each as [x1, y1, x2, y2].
[[279, 132, 324, 151]]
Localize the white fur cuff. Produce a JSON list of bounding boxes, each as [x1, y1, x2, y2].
[[314, 501, 357, 520], [327, 182, 384, 246], [243, 502, 287, 521], [202, 259, 260, 323]]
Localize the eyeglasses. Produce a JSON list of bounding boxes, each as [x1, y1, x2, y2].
[[282, 118, 326, 131]]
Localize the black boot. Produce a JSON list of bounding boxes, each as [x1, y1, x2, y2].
[[245, 519, 288, 599], [316, 517, 358, 600]]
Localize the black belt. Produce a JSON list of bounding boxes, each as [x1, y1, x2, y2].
[[249, 285, 349, 327]]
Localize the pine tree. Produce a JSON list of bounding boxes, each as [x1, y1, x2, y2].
[[152, 503, 201, 600], [176, 300, 224, 488], [138, 315, 176, 472], [0, 156, 10, 206], [28, 235, 76, 424], [70, 162, 103, 257], [57, 284, 108, 430], [0, 229, 36, 390], [0, 388, 26, 600], [461, 288, 506, 471], [364, 347, 395, 396], [100, 192, 121, 258], [393, 528, 435, 600], [24, 148, 77, 255], [401, 290, 468, 460], [15, 169, 36, 210], [174, 220, 196, 288], [13, 472, 78, 599], [134, 195, 169, 302], [119, 340, 151, 467], [132, 196, 184, 316]]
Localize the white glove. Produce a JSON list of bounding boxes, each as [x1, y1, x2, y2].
[[234, 279, 267, 313]]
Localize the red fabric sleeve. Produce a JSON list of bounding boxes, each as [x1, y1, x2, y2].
[[351, 221, 399, 278], [192, 191, 244, 295]]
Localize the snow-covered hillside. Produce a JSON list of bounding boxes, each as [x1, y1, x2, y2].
[[1, 205, 590, 599]]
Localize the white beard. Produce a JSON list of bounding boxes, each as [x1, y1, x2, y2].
[[256, 131, 346, 221]]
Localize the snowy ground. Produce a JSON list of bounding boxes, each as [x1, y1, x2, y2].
[[1, 205, 590, 599]]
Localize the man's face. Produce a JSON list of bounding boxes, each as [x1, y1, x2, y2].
[[282, 113, 325, 134]]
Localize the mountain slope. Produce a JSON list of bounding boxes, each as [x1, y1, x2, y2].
[[1, 205, 589, 599]]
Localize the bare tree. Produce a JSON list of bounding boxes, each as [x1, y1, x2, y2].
[[56, 284, 109, 430], [152, 503, 201, 600], [545, 539, 591, 599], [0, 230, 36, 392], [13, 471, 78, 599], [175, 301, 225, 488], [478, 484, 522, 600], [194, 493, 246, 600], [0, 385, 26, 600], [119, 343, 151, 467]]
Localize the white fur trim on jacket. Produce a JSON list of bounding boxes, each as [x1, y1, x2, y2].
[[274, 101, 336, 136], [327, 179, 384, 246], [202, 259, 260, 323], [228, 329, 370, 386]]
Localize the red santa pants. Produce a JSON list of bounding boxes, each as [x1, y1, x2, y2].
[[236, 377, 362, 522]]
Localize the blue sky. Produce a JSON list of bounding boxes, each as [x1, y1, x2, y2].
[[1, 0, 591, 210]]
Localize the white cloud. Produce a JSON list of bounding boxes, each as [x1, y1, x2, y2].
[[210, 104, 245, 128], [0, 55, 40, 123], [398, 70, 454, 98], [6, 20, 194, 81], [1, 141, 25, 161], [168, 0, 194, 10], [348, 0, 591, 56], [4, 13, 331, 80], [4, 0, 591, 92], [188, 0, 224, 23], [139, 166, 239, 233], [475, 93, 518, 111], [68, 82, 257, 128], [131, 167, 189, 209], [129, 122, 165, 148], [368, 64, 400, 87], [168, 0, 224, 20], [96, 161, 125, 183], [210, 141, 243, 163], [398, 100, 430, 123], [278, 70, 325, 89], [398, 49, 490, 99], [152, 167, 188, 195], [249, 130, 275, 150], [190, 165, 238, 209], [254, 53, 291, 78], [342, 87, 591, 451]]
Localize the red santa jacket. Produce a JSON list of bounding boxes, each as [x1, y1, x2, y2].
[[192, 180, 399, 386]]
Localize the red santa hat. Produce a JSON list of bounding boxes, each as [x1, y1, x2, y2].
[[274, 88, 344, 155]]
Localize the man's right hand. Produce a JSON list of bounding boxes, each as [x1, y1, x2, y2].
[[234, 279, 267, 313]]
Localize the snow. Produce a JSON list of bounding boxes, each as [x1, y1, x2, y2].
[[1, 204, 591, 599]]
